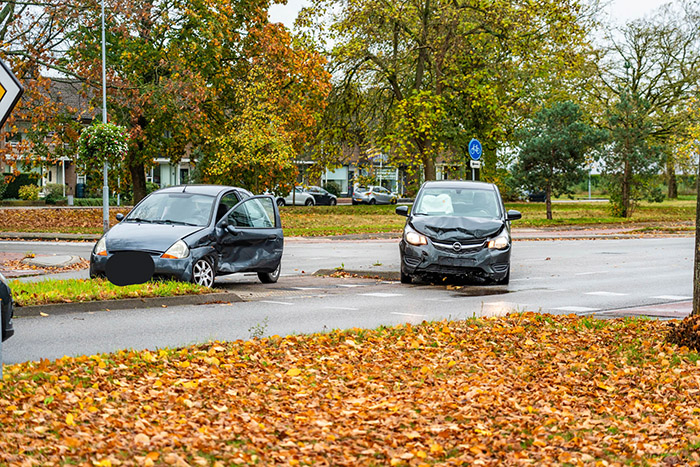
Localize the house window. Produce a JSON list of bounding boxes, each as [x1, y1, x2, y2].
[[5, 133, 22, 144], [180, 168, 189, 184]]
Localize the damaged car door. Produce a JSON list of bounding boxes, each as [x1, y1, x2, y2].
[[215, 195, 283, 275]]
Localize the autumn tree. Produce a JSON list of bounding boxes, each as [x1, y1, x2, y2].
[[303, 0, 594, 186], [591, 1, 700, 211], [512, 102, 607, 220]]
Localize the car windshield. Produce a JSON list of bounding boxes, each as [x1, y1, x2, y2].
[[356, 186, 369, 193], [413, 187, 501, 218], [126, 192, 216, 226]]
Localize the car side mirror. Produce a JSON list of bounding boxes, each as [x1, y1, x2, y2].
[[396, 205, 409, 217], [226, 225, 239, 236], [507, 210, 522, 221], [115, 213, 124, 222]]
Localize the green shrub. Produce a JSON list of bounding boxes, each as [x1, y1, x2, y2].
[[18, 184, 40, 201], [72, 197, 121, 206], [2, 173, 40, 199], [323, 181, 341, 197], [43, 183, 66, 204]]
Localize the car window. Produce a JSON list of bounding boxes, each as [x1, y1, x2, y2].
[[216, 192, 240, 222], [127, 192, 215, 226], [227, 197, 276, 228], [356, 186, 369, 193], [413, 188, 501, 218], [377, 187, 389, 194]]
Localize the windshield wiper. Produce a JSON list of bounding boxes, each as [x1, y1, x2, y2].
[[126, 217, 152, 223], [154, 219, 199, 226]]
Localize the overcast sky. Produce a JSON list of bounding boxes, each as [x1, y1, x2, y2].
[[268, 0, 671, 30]]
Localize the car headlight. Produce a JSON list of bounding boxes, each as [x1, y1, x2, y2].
[[404, 226, 427, 246], [487, 234, 509, 250], [94, 236, 107, 256], [161, 240, 190, 259]]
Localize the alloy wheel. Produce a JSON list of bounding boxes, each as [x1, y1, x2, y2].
[[193, 258, 214, 287]]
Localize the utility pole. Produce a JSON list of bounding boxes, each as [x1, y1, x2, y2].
[[693, 140, 700, 315], [101, 0, 109, 233]]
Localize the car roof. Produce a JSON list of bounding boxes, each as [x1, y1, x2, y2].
[[155, 184, 243, 196], [420, 180, 496, 191]]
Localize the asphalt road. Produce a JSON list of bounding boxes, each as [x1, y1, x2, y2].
[[1, 237, 693, 364]]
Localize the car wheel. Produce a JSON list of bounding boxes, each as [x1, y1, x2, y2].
[[390, 197, 397, 205], [352, 200, 357, 205], [330, 198, 337, 206], [192, 257, 215, 288], [400, 271, 412, 284], [369, 198, 376, 205], [305, 198, 314, 206], [494, 269, 510, 285], [258, 262, 281, 284], [277, 198, 285, 207]]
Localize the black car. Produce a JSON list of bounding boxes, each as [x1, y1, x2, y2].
[[1, 272, 14, 342], [396, 180, 521, 285], [90, 185, 284, 287], [306, 186, 337, 206]]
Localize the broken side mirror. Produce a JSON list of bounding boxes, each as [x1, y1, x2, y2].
[[507, 210, 522, 221]]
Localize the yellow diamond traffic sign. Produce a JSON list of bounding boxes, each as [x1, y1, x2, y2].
[[0, 58, 24, 129]]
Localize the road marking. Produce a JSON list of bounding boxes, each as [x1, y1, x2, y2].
[[291, 287, 324, 291], [360, 293, 403, 298], [391, 312, 427, 317], [260, 300, 294, 306], [554, 306, 600, 312], [575, 271, 609, 276], [652, 295, 692, 301], [325, 306, 360, 311], [424, 298, 455, 303], [511, 277, 545, 282], [336, 284, 364, 288], [585, 291, 628, 297]]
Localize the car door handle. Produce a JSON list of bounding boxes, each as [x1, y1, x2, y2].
[[267, 235, 278, 240]]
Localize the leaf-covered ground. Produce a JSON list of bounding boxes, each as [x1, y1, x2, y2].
[[1, 314, 699, 466]]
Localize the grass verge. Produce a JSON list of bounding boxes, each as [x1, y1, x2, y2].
[[1, 313, 698, 465], [10, 278, 216, 306]]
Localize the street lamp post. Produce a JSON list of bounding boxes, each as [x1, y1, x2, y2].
[[101, 0, 109, 233]]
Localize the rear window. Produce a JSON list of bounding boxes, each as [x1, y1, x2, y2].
[[356, 186, 369, 193]]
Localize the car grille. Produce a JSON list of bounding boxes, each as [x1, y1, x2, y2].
[[432, 240, 486, 253]]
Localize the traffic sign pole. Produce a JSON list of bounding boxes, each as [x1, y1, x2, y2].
[[468, 138, 483, 182]]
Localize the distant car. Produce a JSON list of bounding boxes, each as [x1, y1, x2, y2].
[[0, 272, 14, 342], [306, 186, 337, 206], [276, 186, 316, 206], [352, 185, 398, 205], [90, 185, 284, 287], [396, 180, 521, 285], [527, 190, 546, 202]]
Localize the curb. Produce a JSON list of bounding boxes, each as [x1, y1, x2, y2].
[[14, 291, 243, 317], [314, 269, 400, 281]]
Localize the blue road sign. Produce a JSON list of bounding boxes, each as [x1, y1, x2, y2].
[[468, 138, 482, 161]]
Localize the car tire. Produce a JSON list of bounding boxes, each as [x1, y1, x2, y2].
[[330, 198, 337, 206], [192, 257, 215, 288], [369, 198, 376, 205], [258, 262, 281, 284], [390, 198, 397, 205], [400, 271, 412, 284], [352, 200, 357, 205], [277, 198, 285, 207], [493, 269, 510, 286], [305, 198, 314, 206]]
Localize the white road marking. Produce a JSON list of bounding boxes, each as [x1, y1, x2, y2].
[[336, 284, 364, 288], [391, 312, 427, 317], [360, 293, 403, 298], [424, 298, 455, 303], [652, 295, 692, 301], [325, 306, 360, 311], [585, 291, 628, 297], [575, 271, 609, 276], [554, 306, 600, 312], [291, 287, 324, 290], [260, 301, 294, 306], [511, 277, 545, 282]]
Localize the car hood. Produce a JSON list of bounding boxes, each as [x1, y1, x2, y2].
[[105, 222, 207, 253], [410, 216, 504, 242]]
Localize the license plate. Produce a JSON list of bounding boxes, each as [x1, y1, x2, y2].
[[438, 256, 474, 266]]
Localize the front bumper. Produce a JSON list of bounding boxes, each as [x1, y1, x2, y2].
[[90, 246, 215, 283], [399, 238, 510, 281]]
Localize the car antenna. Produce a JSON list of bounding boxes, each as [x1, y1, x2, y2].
[[182, 184, 187, 192]]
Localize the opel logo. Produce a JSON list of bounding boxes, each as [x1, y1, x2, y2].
[[452, 242, 462, 252]]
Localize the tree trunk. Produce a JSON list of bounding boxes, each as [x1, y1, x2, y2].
[[621, 159, 631, 217], [694, 159, 700, 315], [424, 157, 436, 182], [667, 162, 677, 199], [545, 185, 553, 220], [130, 161, 147, 204]]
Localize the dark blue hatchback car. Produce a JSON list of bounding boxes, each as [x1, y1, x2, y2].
[[90, 185, 284, 287]]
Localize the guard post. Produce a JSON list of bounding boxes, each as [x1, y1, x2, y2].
[[0, 57, 25, 379]]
